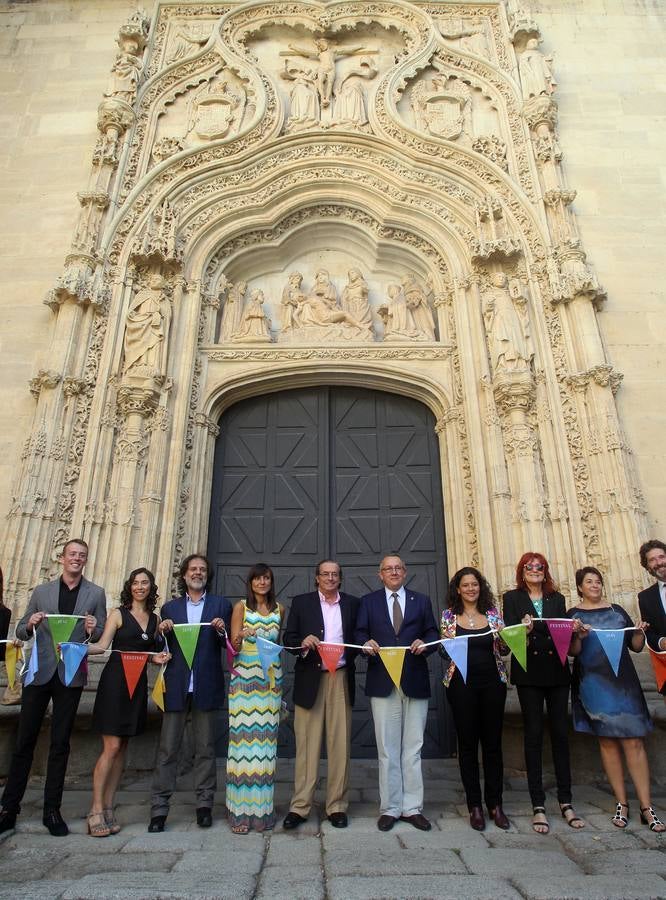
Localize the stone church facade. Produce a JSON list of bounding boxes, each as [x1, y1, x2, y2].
[[1, 0, 663, 614]]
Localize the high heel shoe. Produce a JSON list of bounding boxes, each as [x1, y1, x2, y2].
[[640, 806, 666, 833], [104, 807, 121, 835], [87, 811, 111, 838], [611, 801, 629, 828]]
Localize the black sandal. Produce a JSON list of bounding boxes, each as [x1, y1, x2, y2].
[[560, 803, 585, 829], [611, 801, 629, 828], [532, 806, 549, 835], [640, 806, 666, 833]]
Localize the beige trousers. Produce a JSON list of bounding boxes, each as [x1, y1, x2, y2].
[[289, 668, 352, 817]]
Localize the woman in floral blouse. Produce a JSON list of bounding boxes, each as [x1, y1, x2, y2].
[[441, 567, 509, 832]]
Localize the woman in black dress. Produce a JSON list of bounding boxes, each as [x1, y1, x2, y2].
[[86, 568, 170, 836], [503, 552, 583, 834]]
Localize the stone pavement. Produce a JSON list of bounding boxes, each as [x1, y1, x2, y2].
[[0, 758, 665, 900]]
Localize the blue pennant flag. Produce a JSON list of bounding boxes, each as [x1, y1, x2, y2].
[[60, 642, 88, 686], [594, 629, 624, 676], [443, 636, 469, 683], [23, 634, 40, 686], [256, 636, 282, 683]]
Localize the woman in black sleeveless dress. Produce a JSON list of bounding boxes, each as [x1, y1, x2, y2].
[[86, 568, 169, 836]]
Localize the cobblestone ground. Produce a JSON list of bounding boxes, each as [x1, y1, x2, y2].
[[0, 758, 665, 899]]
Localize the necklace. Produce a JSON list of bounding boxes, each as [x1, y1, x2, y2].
[[130, 610, 150, 641]]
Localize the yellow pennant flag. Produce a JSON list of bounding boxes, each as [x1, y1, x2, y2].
[[379, 647, 407, 691], [151, 666, 166, 711], [5, 644, 21, 690]]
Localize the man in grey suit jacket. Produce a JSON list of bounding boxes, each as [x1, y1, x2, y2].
[[0, 539, 106, 836]]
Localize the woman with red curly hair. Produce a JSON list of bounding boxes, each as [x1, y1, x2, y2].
[[503, 553, 583, 834]]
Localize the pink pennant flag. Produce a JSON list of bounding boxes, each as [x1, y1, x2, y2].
[[317, 643, 344, 674], [225, 636, 240, 677], [546, 619, 575, 666]]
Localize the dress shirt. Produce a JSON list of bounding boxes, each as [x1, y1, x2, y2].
[[385, 586, 406, 623], [319, 590, 345, 668], [58, 577, 82, 616], [186, 592, 206, 692], [659, 580, 666, 617]]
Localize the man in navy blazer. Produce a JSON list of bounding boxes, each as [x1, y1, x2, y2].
[[148, 553, 231, 832], [356, 554, 439, 832], [282, 559, 360, 830], [638, 540, 666, 696]]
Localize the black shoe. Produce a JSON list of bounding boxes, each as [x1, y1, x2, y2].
[[196, 807, 212, 828], [42, 809, 68, 837], [148, 815, 167, 833], [0, 808, 17, 835], [282, 811, 307, 830], [328, 812, 348, 828], [377, 814, 397, 832], [400, 813, 431, 832]]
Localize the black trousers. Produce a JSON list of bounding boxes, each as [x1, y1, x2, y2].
[[516, 683, 572, 807], [447, 673, 507, 810], [1, 672, 83, 813]]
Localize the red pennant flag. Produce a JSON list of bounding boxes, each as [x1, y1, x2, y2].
[[647, 646, 666, 693], [120, 652, 149, 700], [546, 619, 575, 666], [317, 643, 344, 674]]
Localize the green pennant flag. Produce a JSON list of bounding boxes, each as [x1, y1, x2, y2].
[[172, 624, 202, 669], [501, 623, 527, 672], [47, 615, 79, 657]]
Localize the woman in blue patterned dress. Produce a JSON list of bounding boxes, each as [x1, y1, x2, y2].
[[226, 563, 284, 833], [567, 566, 664, 832]]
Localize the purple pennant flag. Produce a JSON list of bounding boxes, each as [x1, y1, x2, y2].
[[23, 635, 40, 686], [256, 636, 282, 683], [60, 642, 88, 686], [225, 636, 240, 677], [443, 637, 469, 683], [594, 629, 624, 676]]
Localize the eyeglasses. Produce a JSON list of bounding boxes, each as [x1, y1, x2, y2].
[[381, 566, 405, 573], [523, 564, 544, 572]]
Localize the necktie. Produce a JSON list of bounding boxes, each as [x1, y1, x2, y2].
[[392, 592, 403, 635]]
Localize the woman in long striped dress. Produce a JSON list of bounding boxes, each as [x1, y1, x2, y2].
[[226, 563, 284, 833]]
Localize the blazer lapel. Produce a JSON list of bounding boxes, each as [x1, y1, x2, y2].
[[73, 578, 92, 617], [46, 579, 60, 614]]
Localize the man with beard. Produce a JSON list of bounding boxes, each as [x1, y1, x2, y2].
[[638, 540, 666, 697]]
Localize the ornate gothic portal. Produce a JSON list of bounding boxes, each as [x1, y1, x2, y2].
[[2, 1, 649, 612]]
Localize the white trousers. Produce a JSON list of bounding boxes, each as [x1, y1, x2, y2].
[[370, 689, 428, 818]]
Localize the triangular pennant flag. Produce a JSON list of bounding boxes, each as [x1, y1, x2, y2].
[[546, 619, 575, 666], [594, 629, 625, 676], [151, 665, 166, 711], [442, 637, 469, 684], [23, 636, 39, 686], [256, 636, 282, 683], [318, 642, 344, 674], [501, 624, 527, 672], [379, 646, 407, 691], [120, 652, 149, 700], [47, 615, 79, 657], [647, 646, 666, 693], [225, 636, 240, 677], [172, 624, 202, 669], [60, 642, 88, 686], [4, 644, 21, 690]]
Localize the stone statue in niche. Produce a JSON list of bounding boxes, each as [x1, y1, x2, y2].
[[220, 280, 247, 342], [122, 273, 172, 380], [332, 58, 378, 129], [282, 64, 320, 131], [402, 275, 437, 340], [378, 284, 426, 342], [438, 21, 489, 58], [277, 270, 366, 343], [482, 273, 533, 374], [105, 35, 143, 105], [341, 269, 374, 336], [518, 39, 556, 100], [410, 75, 472, 141], [185, 80, 246, 143], [280, 271, 304, 332], [167, 23, 211, 63], [233, 289, 273, 343], [281, 38, 372, 109]]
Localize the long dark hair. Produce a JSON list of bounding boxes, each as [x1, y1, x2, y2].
[[515, 551, 557, 595], [245, 563, 277, 613], [446, 566, 496, 616], [120, 567, 158, 613], [0, 564, 4, 607], [177, 553, 213, 595]]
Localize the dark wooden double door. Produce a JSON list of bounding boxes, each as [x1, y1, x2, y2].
[[208, 386, 454, 756]]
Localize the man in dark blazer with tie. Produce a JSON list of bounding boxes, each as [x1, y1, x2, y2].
[[0, 538, 106, 836], [355, 554, 439, 832], [282, 559, 359, 830], [638, 539, 666, 696], [148, 553, 231, 832]]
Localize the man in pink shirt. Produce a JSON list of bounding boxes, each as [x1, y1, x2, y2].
[[282, 560, 360, 829]]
